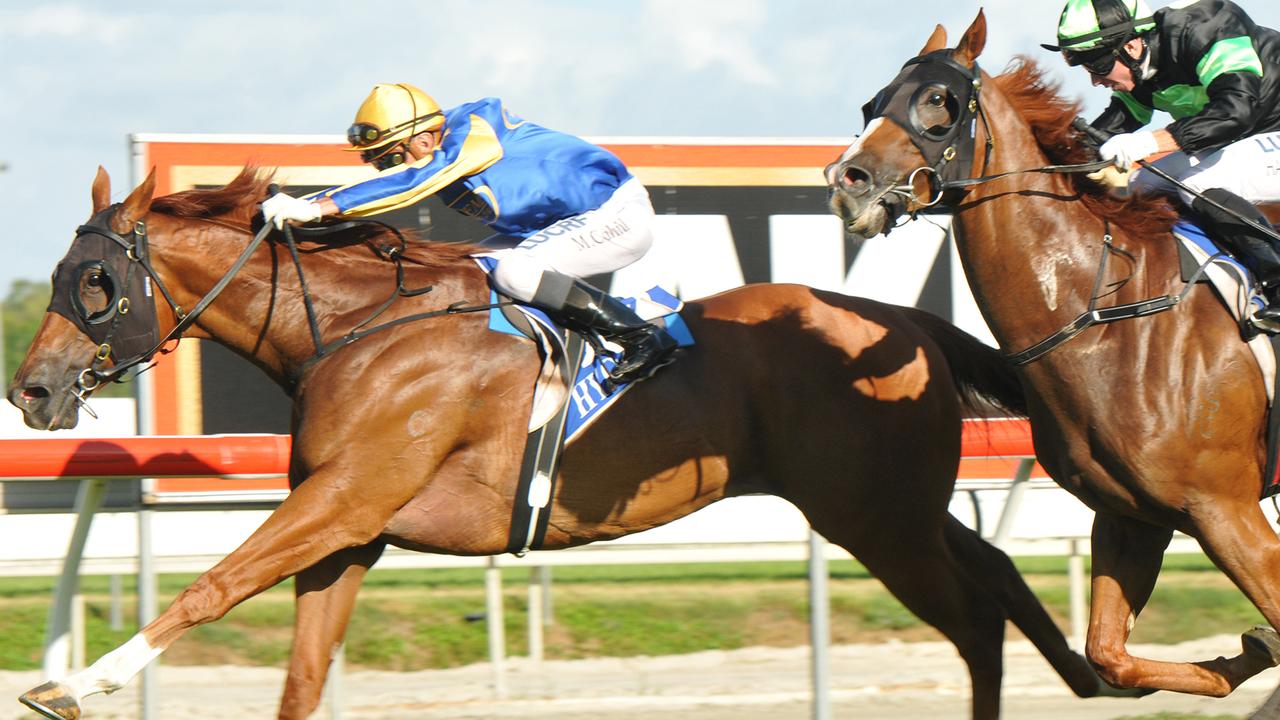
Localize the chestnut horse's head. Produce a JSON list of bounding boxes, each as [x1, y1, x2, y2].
[[9, 167, 161, 429], [826, 10, 989, 239]]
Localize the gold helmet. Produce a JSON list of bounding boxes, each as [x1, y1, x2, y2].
[[345, 83, 445, 156]]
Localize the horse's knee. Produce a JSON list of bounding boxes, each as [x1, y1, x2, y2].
[[171, 575, 232, 627], [1086, 643, 1140, 689]]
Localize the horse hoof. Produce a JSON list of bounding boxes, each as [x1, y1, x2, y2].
[[1243, 626, 1280, 666], [18, 681, 80, 720]]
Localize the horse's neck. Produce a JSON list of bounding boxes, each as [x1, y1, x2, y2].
[[152, 218, 483, 385], [950, 104, 1140, 353]]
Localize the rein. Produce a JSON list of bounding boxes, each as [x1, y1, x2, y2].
[[67, 207, 508, 401]]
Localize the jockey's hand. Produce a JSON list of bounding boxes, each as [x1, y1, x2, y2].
[[1085, 164, 1132, 198], [1099, 131, 1159, 170], [262, 192, 323, 229]]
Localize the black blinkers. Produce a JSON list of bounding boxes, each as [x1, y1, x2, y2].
[[47, 205, 160, 367], [861, 50, 985, 187]]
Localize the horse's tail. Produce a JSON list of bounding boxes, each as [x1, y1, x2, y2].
[[904, 307, 1027, 418]]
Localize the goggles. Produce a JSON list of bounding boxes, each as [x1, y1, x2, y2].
[[346, 112, 442, 149], [361, 144, 407, 171], [1064, 47, 1119, 76]]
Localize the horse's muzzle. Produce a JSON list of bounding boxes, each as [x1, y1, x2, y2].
[[8, 378, 79, 430]]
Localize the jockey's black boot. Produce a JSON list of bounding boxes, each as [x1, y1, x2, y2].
[[530, 271, 678, 384], [1191, 188, 1280, 332]]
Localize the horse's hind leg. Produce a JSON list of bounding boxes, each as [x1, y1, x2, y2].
[[1087, 511, 1278, 696], [278, 541, 386, 720], [820, 521, 1005, 720], [941, 516, 1118, 698]]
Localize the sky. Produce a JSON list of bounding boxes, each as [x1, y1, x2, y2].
[[3, 1, 1279, 294]]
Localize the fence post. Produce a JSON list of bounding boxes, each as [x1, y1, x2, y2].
[[43, 478, 107, 679], [486, 557, 507, 698], [808, 530, 831, 720]]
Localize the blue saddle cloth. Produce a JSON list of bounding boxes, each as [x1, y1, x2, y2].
[[1173, 218, 1267, 315], [474, 256, 694, 443]]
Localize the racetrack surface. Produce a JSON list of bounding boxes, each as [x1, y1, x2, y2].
[[3, 636, 1279, 719]]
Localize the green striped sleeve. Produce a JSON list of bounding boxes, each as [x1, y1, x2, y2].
[[1196, 36, 1264, 86]]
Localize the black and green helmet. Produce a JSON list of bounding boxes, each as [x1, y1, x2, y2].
[[1042, 0, 1156, 64]]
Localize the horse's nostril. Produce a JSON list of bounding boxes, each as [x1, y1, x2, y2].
[[21, 386, 50, 402], [840, 165, 872, 196]]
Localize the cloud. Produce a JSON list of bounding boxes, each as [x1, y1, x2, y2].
[[640, 0, 776, 86]]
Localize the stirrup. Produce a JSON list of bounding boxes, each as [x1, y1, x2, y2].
[[1250, 306, 1280, 334]]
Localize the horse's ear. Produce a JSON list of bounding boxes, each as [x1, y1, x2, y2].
[[91, 166, 111, 214], [918, 24, 948, 56], [954, 8, 988, 66], [111, 167, 157, 234]]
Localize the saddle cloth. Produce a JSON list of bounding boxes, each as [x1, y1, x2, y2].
[[473, 256, 694, 443], [1173, 220, 1276, 402]]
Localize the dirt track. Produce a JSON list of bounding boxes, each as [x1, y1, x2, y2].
[[4, 637, 1280, 719]]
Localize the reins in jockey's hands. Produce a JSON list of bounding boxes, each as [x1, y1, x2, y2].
[[1099, 131, 1160, 170], [263, 192, 324, 229], [1086, 164, 1132, 198]]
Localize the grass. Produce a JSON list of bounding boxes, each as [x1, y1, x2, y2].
[[0, 553, 1265, 673]]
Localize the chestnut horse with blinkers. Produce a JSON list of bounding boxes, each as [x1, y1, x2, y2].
[[828, 9, 1280, 699], [11, 166, 1109, 719]]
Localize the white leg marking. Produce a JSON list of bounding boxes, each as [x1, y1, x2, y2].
[[59, 633, 161, 700]]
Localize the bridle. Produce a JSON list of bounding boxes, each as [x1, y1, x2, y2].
[[841, 51, 1217, 364], [848, 51, 1111, 223], [51, 202, 507, 410], [48, 206, 277, 412]]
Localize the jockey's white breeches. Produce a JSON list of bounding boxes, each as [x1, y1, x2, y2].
[[1131, 130, 1280, 206], [491, 178, 656, 302]]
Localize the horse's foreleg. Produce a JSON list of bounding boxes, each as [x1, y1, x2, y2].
[[21, 465, 420, 718], [1087, 511, 1273, 696], [278, 541, 386, 720]]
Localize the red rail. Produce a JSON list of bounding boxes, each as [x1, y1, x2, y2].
[[0, 434, 293, 480], [0, 419, 1033, 480]]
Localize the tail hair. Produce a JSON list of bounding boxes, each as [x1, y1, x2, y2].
[[904, 307, 1027, 418]]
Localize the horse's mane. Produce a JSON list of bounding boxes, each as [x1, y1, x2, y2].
[[992, 57, 1179, 239], [149, 165, 483, 268]]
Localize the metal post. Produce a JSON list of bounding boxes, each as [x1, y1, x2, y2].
[[138, 508, 157, 720], [327, 643, 344, 720], [109, 574, 123, 631], [1068, 538, 1087, 651], [540, 565, 553, 626], [71, 593, 86, 670], [808, 530, 831, 720], [43, 478, 107, 678], [485, 557, 507, 699], [527, 567, 544, 663], [991, 458, 1035, 547]]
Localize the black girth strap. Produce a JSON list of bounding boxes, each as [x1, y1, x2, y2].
[[505, 333, 585, 556]]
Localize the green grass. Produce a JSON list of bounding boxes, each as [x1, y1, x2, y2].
[[0, 553, 1265, 672]]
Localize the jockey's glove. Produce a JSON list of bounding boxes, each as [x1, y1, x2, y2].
[[1085, 164, 1132, 199], [262, 192, 323, 229], [1099, 131, 1159, 170]]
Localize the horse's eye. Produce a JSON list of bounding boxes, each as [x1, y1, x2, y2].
[[929, 93, 946, 107], [86, 272, 103, 288]]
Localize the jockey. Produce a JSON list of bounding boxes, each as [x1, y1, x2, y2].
[[1043, 0, 1280, 327], [262, 83, 677, 384]]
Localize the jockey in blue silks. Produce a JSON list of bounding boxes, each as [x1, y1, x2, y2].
[[263, 83, 677, 383]]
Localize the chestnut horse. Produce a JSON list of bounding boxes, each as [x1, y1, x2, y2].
[[827, 9, 1280, 700], [11, 167, 1107, 720]]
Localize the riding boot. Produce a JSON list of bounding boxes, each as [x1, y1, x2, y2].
[[529, 271, 678, 384], [1191, 188, 1280, 331]]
